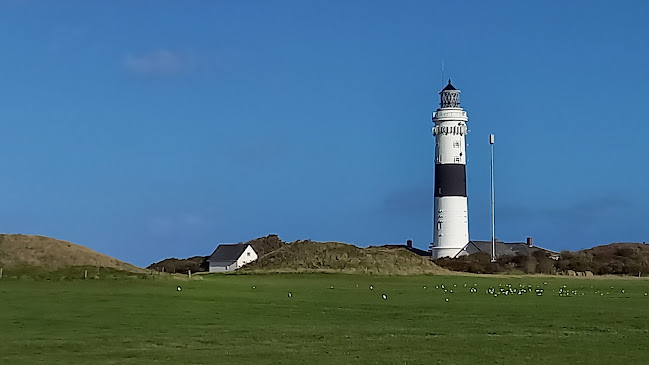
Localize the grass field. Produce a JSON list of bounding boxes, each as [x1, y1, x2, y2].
[[1, 273, 648, 364]]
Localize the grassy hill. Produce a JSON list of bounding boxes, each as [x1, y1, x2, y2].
[[574, 242, 649, 275], [147, 235, 446, 275], [0, 234, 143, 273], [582, 242, 649, 257], [242, 239, 447, 275]]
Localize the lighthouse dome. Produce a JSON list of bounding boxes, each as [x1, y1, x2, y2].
[[441, 80, 457, 91]]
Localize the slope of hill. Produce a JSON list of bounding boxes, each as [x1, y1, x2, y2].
[[242, 240, 447, 275], [574, 242, 649, 275], [581, 242, 649, 257], [245, 234, 286, 257], [0, 234, 143, 272]]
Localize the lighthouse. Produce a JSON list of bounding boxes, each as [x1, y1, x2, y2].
[[431, 80, 469, 259]]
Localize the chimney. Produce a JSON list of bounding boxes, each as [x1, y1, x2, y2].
[[527, 237, 533, 248], [406, 239, 413, 248]]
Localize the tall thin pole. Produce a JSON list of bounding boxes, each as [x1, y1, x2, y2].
[[490, 134, 496, 262], [441, 59, 445, 89]]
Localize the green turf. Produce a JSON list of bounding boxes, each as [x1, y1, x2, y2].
[[1, 274, 648, 364]]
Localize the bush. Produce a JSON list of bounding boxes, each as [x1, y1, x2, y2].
[[436, 251, 556, 274], [435, 252, 505, 274], [532, 250, 555, 274], [147, 256, 208, 274], [558, 251, 593, 272], [435, 243, 649, 276]]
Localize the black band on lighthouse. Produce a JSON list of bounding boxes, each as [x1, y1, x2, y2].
[[434, 164, 466, 197]]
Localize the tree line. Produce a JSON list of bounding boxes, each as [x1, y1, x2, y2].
[[434, 244, 649, 276]]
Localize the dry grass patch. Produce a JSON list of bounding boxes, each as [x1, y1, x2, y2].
[[0, 234, 143, 272], [242, 240, 448, 275]]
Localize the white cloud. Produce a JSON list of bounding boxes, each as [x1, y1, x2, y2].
[[123, 50, 195, 76]]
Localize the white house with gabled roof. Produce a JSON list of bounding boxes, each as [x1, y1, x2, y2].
[[207, 243, 258, 272]]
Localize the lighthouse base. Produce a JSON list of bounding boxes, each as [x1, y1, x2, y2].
[[431, 196, 469, 260], [431, 246, 465, 260]]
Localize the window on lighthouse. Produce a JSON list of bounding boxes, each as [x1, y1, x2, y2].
[[454, 156, 461, 163], [453, 141, 460, 148]]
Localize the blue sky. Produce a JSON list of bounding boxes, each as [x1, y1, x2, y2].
[[0, 1, 647, 266]]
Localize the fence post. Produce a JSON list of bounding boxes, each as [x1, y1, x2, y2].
[[0, 268, 3, 279], [84, 269, 88, 279], [188, 270, 192, 279]]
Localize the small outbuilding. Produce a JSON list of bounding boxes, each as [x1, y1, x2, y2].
[[207, 243, 258, 272]]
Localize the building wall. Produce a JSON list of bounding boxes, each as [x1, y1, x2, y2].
[[236, 245, 258, 268], [432, 115, 467, 165], [209, 261, 237, 272]]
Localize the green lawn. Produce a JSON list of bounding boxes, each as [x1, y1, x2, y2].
[[1, 273, 648, 364]]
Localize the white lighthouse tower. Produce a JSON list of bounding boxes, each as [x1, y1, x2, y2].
[[431, 80, 469, 259]]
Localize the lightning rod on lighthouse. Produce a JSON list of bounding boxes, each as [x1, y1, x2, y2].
[[430, 80, 469, 259]]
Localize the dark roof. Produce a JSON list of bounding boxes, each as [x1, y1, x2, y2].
[[441, 79, 457, 91], [373, 244, 432, 257], [464, 241, 515, 257], [208, 244, 251, 262], [458, 241, 557, 258], [407, 247, 432, 257], [381, 244, 432, 257]]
